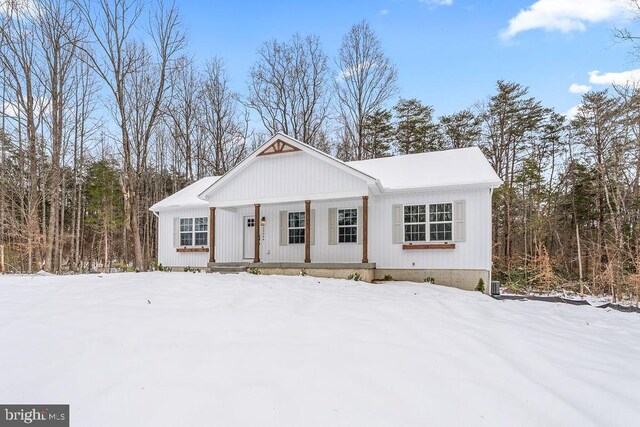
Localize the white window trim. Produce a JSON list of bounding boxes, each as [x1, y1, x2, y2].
[[337, 207, 358, 244], [402, 202, 454, 243], [180, 216, 209, 247], [287, 210, 306, 245]]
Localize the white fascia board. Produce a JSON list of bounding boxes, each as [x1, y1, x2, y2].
[[210, 190, 369, 208], [148, 203, 208, 213]]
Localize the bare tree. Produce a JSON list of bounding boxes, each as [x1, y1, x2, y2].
[[200, 57, 248, 175], [75, 0, 185, 270], [248, 33, 330, 148], [0, 0, 47, 272], [165, 56, 200, 180], [35, 0, 83, 271], [335, 21, 397, 160]]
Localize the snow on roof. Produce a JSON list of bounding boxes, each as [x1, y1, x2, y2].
[[346, 146, 502, 191], [150, 176, 221, 211]]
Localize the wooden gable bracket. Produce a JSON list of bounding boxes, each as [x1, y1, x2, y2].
[[257, 139, 301, 156]]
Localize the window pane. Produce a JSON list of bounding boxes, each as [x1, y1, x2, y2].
[[404, 224, 426, 242], [180, 218, 193, 232], [288, 211, 305, 228], [195, 217, 208, 231], [338, 208, 357, 226], [195, 232, 208, 246], [430, 223, 452, 241], [338, 225, 357, 243], [429, 203, 452, 222], [404, 205, 426, 224], [288, 228, 305, 244], [180, 232, 193, 246]]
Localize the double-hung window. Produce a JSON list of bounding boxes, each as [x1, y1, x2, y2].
[[338, 208, 358, 243], [429, 203, 452, 241], [180, 217, 208, 246], [404, 203, 453, 242], [404, 205, 426, 242], [288, 211, 305, 244]]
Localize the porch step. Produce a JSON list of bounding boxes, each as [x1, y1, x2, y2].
[[210, 266, 247, 274]]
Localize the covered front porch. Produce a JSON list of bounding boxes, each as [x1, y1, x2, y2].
[[206, 194, 374, 280]]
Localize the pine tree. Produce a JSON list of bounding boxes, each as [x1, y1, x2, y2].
[[394, 98, 441, 154], [439, 109, 481, 149], [85, 160, 124, 272], [363, 109, 393, 159]]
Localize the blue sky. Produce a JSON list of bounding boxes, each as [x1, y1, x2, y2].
[[179, 0, 637, 118]]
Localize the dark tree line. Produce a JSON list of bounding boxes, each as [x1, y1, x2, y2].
[[1, 0, 640, 303]]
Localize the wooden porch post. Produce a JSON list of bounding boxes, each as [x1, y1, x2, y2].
[[362, 195, 369, 263], [254, 204, 261, 263], [209, 207, 216, 263], [305, 200, 311, 263]]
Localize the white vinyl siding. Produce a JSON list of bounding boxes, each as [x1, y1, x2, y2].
[[207, 150, 368, 205], [159, 207, 222, 268], [372, 189, 491, 270], [156, 189, 489, 271]]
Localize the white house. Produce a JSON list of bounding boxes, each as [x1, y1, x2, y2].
[[150, 133, 502, 292]]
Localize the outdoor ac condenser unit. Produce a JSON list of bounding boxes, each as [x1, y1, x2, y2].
[[490, 281, 500, 296]]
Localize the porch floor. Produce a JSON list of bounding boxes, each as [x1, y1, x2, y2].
[[209, 262, 376, 274]]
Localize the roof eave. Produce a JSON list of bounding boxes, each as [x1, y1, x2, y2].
[[149, 203, 209, 213], [380, 181, 503, 194]]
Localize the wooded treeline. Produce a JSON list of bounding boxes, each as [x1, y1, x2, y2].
[[1, 0, 639, 300]]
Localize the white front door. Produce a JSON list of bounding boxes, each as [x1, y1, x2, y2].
[[243, 216, 255, 259]]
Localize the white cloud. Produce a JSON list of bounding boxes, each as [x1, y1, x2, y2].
[[379, 9, 389, 16], [569, 83, 592, 94], [2, 101, 20, 118], [1, 97, 51, 119], [419, 0, 454, 6], [501, 0, 629, 40], [588, 68, 640, 86], [337, 61, 377, 81], [565, 105, 582, 120]]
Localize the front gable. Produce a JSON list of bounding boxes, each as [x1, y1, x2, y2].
[[201, 134, 377, 207]]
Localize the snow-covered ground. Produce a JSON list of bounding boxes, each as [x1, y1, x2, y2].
[[1, 272, 639, 426]]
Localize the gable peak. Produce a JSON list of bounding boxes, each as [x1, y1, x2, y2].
[[257, 138, 301, 156]]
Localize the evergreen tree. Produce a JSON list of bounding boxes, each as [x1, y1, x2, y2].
[[363, 109, 393, 159], [85, 160, 124, 271], [439, 109, 481, 149], [394, 98, 441, 154]]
